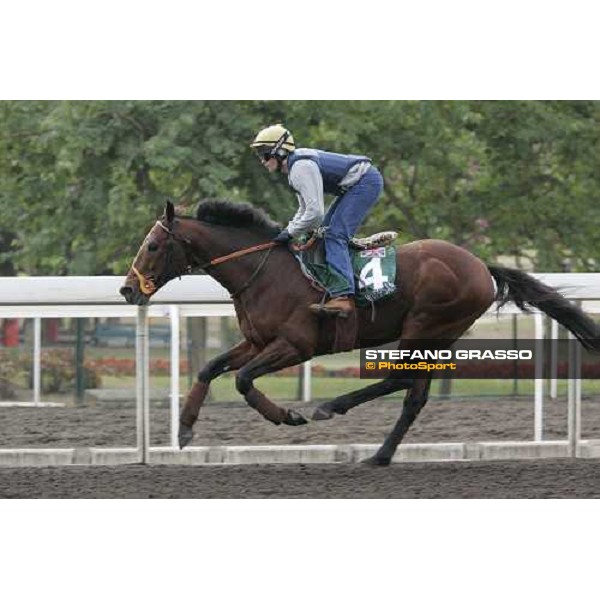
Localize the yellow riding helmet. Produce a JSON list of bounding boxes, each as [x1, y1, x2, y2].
[[250, 124, 296, 156]]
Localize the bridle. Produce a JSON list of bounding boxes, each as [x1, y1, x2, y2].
[[132, 219, 277, 298]]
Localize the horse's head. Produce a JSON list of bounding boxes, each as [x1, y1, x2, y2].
[[120, 201, 193, 305]]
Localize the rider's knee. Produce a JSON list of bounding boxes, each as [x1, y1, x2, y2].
[[324, 229, 350, 243]]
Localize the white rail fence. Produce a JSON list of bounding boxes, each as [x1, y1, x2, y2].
[[1, 274, 600, 465]]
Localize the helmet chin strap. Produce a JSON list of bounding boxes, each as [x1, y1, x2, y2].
[[275, 154, 286, 172]]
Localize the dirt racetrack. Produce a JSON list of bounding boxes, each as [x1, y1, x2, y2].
[[2, 396, 600, 498], [3, 460, 600, 498]]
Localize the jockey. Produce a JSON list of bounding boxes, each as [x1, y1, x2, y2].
[[250, 124, 384, 318]]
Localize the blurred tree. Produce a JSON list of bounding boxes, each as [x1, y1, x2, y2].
[[0, 100, 262, 274], [470, 100, 600, 269], [1, 100, 599, 275]]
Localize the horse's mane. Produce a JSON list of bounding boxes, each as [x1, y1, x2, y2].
[[195, 199, 280, 236]]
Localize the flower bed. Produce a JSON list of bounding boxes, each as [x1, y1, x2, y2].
[[0, 349, 102, 396]]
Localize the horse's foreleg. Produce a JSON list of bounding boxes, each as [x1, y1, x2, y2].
[[364, 375, 433, 466], [312, 377, 414, 420], [179, 340, 258, 448], [235, 339, 309, 427]]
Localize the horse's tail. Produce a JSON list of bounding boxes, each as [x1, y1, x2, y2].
[[488, 265, 600, 352]]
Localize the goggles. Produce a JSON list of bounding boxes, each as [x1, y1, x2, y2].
[[254, 146, 274, 162]]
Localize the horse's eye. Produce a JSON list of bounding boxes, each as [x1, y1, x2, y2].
[[148, 242, 159, 252]]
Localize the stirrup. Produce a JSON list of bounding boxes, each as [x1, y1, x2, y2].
[[309, 304, 351, 319], [309, 296, 354, 319]]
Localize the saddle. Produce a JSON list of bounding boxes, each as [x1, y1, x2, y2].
[[293, 229, 398, 307]]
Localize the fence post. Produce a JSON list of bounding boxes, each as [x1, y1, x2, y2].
[[136, 305, 150, 464], [75, 318, 85, 405], [534, 312, 544, 441], [169, 305, 180, 449], [302, 360, 312, 403], [550, 320, 559, 400], [33, 317, 41, 406], [512, 314, 519, 396], [568, 332, 582, 458]]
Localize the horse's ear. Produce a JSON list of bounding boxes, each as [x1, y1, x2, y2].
[[165, 201, 175, 224]]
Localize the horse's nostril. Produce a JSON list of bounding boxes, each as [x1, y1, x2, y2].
[[120, 286, 133, 297]]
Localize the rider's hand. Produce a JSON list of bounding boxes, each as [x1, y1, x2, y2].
[[273, 229, 292, 245]]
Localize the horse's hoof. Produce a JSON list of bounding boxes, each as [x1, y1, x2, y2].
[[311, 406, 334, 421], [178, 424, 194, 449], [283, 409, 308, 426], [361, 455, 391, 467]]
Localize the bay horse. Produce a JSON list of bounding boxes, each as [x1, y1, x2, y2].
[[120, 200, 600, 465]]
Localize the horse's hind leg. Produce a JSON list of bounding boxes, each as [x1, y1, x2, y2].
[[364, 375, 433, 466], [362, 314, 479, 465], [312, 377, 414, 420], [179, 340, 258, 448]]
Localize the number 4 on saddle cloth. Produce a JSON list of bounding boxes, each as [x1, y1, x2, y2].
[[294, 230, 398, 306]]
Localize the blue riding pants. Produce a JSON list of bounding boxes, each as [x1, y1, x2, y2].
[[322, 166, 384, 296]]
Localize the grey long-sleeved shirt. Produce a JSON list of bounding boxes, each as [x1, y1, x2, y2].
[[286, 159, 371, 237], [286, 160, 324, 237]]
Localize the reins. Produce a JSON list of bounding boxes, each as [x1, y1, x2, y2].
[[229, 245, 274, 299], [200, 241, 276, 270], [202, 236, 313, 268], [153, 220, 277, 297]]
